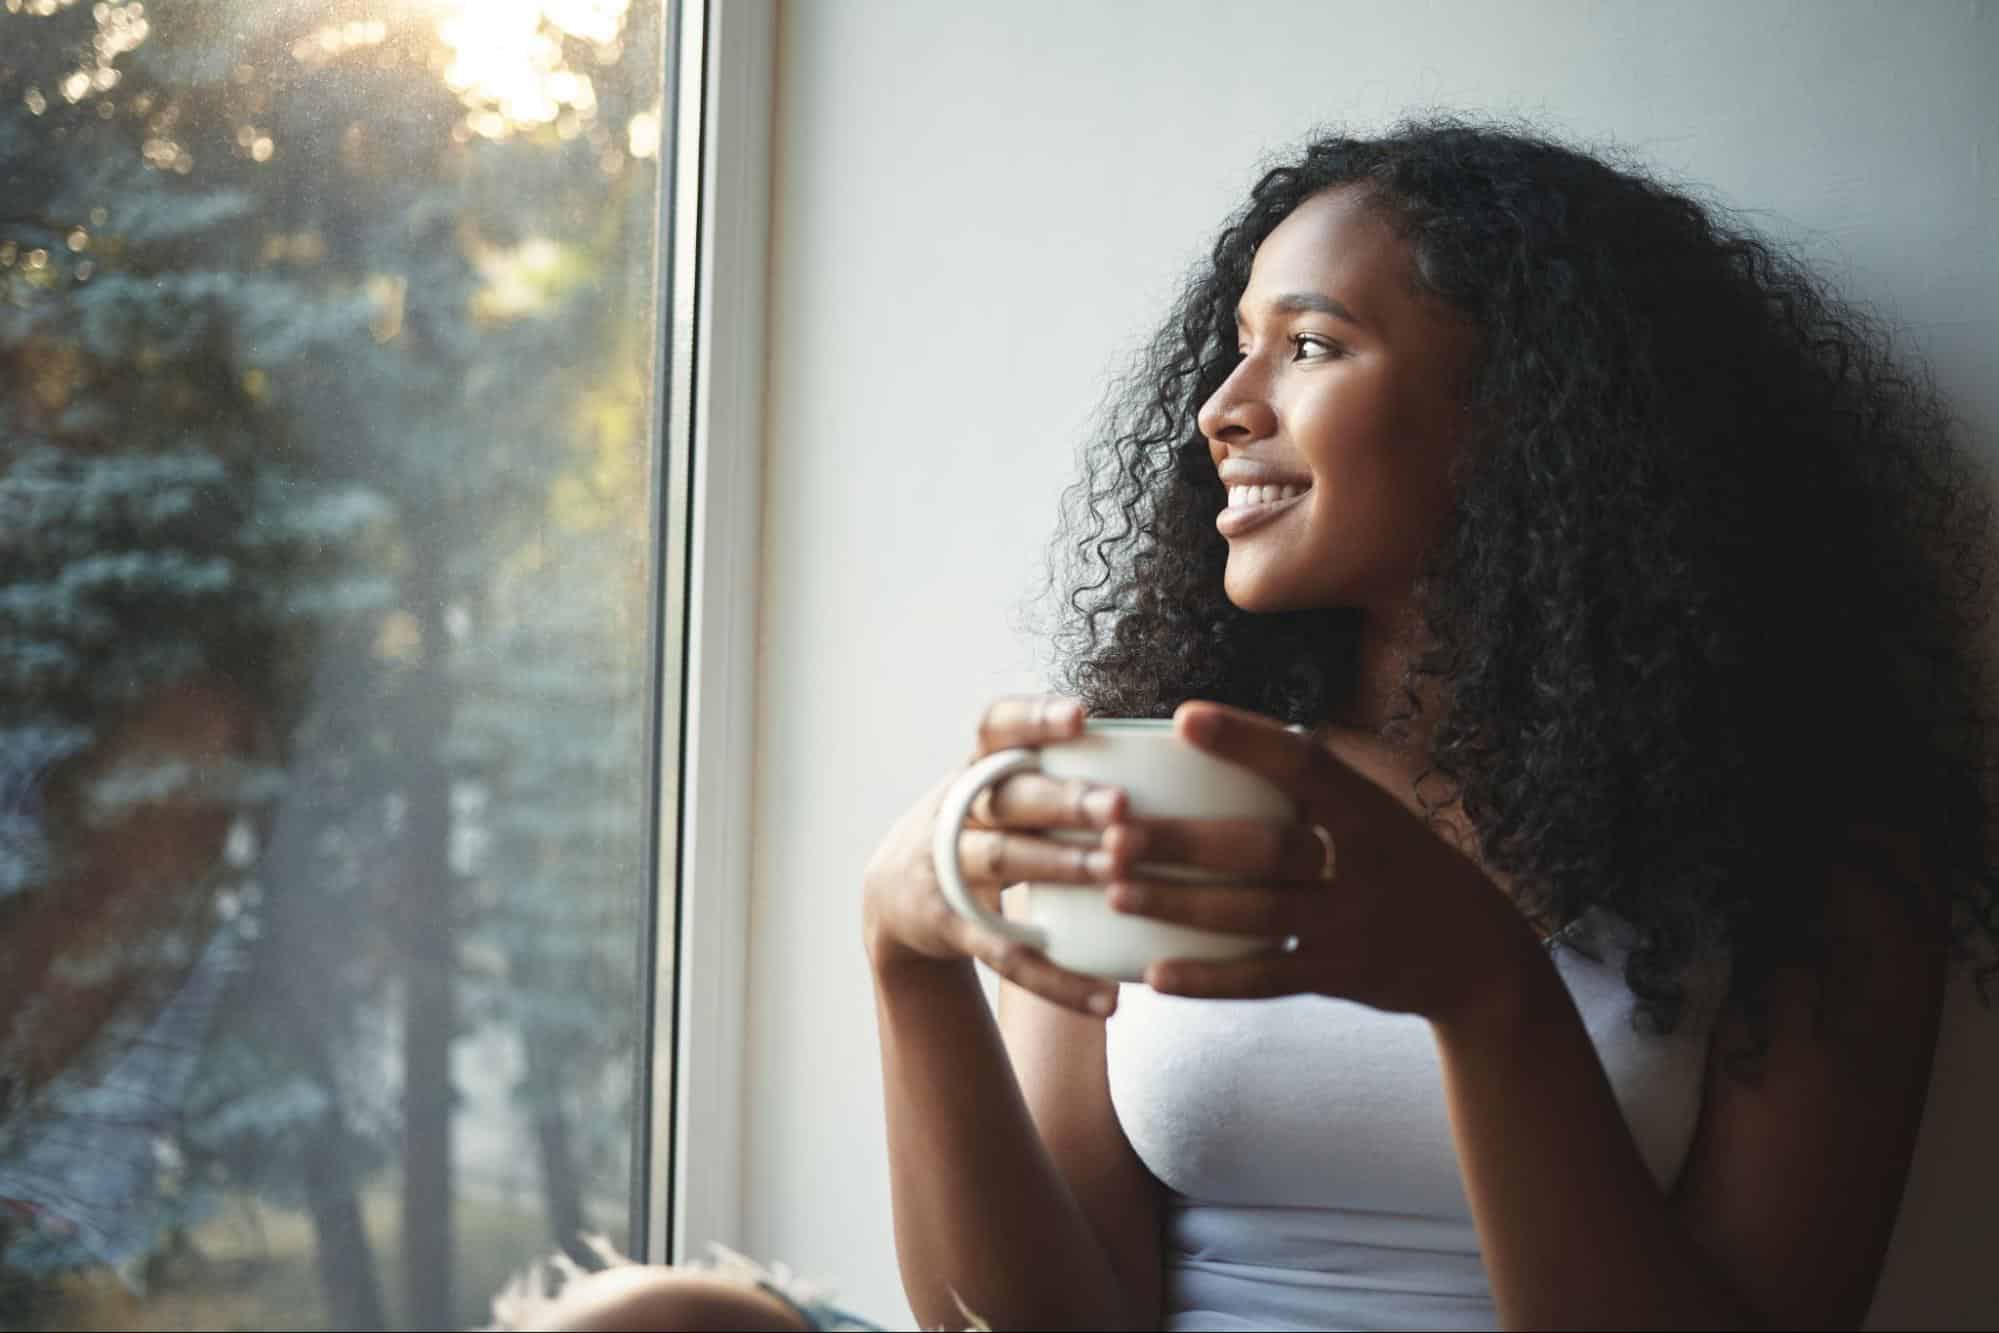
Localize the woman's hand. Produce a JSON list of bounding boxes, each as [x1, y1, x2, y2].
[[1104, 700, 1546, 1022], [862, 695, 1133, 1018]]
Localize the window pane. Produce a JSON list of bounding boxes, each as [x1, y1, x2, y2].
[[0, 2, 671, 1328]]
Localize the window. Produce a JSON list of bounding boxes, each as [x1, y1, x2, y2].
[[0, 1, 715, 1327]]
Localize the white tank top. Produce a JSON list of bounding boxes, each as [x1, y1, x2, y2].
[[1105, 911, 1727, 1331]]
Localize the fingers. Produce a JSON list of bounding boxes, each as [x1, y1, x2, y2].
[[973, 773, 1126, 830], [940, 914, 1120, 1017], [1173, 701, 1377, 840], [974, 694, 1085, 758], [1104, 818, 1326, 881], [967, 695, 1124, 832], [954, 827, 1133, 886], [1107, 877, 1313, 937]]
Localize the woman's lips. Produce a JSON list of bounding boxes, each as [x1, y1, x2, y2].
[[1215, 485, 1310, 537]]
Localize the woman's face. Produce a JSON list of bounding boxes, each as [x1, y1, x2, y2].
[[1198, 185, 1479, 615]]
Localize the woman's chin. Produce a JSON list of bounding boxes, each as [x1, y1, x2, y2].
[[1223, 568, 1312, 615]]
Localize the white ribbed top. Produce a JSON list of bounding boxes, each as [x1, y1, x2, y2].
[[1105, 912, 1726, 1331]]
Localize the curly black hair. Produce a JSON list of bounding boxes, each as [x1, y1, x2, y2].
[[1046, 116, 1999, 1046]]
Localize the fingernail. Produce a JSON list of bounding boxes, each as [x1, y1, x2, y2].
[[1054, 699, 1084, 726], [1083, 787, 1121, 824], [1089, 990, 1115, 1016], [1085, 849, 1113, 878]]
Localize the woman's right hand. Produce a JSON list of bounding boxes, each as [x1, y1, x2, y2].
[[862, 695, 1131, 1017]]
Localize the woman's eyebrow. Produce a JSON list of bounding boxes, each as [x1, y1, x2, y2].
[[1237, 291, 1364, 328]]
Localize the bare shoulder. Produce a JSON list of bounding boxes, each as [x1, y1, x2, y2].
[[997, 977, 1164, 1329], [1670, 832, 1949, 1328]]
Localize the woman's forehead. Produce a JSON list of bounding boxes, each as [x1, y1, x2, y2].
[[1243, 188, 1410, 317]]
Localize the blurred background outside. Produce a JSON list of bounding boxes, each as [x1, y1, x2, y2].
[[1, 1, 671, 1327]]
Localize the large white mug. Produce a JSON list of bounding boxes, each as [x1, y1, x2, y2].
[[931, 718, 1294, 982]]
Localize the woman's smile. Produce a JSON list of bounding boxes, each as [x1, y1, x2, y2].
[[1216, 484, 1310, 537]]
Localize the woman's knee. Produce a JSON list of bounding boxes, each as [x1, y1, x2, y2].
[[522, 1265, 813, 1332]]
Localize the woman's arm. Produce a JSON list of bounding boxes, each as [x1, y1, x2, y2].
[[873, 955, 1154, 1331], [862, 697, 1154, 1330], [996, 973, 1164, 1331], [1433, 863, 1945, 1330]]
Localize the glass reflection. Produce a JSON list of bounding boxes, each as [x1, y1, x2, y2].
[[1, 1, 666, 1328]]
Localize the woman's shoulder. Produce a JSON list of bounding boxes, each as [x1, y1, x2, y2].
[[1548, 904, 1733, 1041]]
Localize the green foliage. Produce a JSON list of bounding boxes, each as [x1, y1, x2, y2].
[[2, 0, 662, 1317]]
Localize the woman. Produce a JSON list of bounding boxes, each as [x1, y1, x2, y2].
[[529, 119, 1996, 1332]]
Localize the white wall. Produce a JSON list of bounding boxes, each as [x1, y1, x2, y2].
[[744, 2, 1999, 1325]]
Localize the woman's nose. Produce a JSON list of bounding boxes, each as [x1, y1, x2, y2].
[[1197, 363, 1278, 446]]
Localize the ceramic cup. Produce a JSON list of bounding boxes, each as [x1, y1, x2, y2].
[[930, 718, 1293, 982]]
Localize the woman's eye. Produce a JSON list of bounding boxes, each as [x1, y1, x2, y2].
[[1236, 335, 1344, 361]]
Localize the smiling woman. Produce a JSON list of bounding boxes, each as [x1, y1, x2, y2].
[[538, 114, 1995, 1333], [1199, 187, 1480, 615], [1024, 120, 1994, 1331]]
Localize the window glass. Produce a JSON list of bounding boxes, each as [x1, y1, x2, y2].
[[0, 2, 670, 1327]]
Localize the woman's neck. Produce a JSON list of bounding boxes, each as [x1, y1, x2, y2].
[[1338, 600, 1438, 753], [1330, 601, 1557, 935]]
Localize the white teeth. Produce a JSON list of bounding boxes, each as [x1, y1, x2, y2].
[[1226, 483, 1308, 508]]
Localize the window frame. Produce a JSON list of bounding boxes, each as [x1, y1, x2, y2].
[[636, 0, 776, 1266]]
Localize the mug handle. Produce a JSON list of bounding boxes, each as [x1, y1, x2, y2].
[[930, 747, 1051, 952]]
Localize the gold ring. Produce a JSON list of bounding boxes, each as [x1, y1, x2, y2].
[[1311, 823, 1338, 881]]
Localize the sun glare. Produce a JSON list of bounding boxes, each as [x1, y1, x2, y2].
[[18, 0, 647, 155], [286, 1, 633, 140], [433, 0, 630, 139]]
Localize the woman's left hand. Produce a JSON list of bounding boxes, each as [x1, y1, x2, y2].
[[1104, 700, 1548, 1021]]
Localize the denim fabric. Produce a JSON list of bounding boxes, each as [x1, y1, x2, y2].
[[750, 1276, 890, 1332]]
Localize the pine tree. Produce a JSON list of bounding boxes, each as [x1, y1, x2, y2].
[[2, 6, 394, 1323], [6, 2, 665, 1327]]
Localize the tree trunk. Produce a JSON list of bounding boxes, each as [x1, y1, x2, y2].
[[521, 1023, 589, 1266], [301, 1112, 391, 1331], [257, 652, 394, 1333], [400, 568, 457, 1330]]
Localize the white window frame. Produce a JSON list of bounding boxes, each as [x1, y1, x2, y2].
[[643, 0, 776, 1266]]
